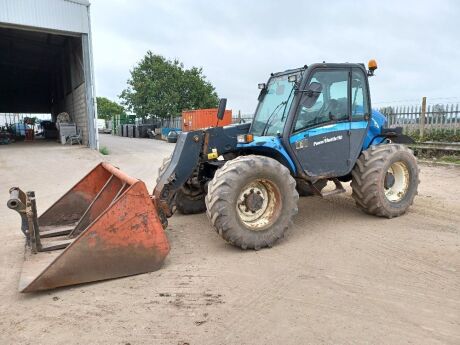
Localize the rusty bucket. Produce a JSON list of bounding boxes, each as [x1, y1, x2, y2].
[[8, 162, 170, 292]]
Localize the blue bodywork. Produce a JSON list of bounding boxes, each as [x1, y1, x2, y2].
[[237, 110, 388, 174], [237, 136, 297, 173], [363, 109, 387, 148]]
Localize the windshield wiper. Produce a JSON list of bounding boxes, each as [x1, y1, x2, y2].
[[280, 86, 295, 122], [261, 100, 287, 136]]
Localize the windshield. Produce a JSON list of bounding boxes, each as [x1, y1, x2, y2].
[[251, 72, 299, 136]]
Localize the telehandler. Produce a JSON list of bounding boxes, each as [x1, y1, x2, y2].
[[8, 60, 419, 291]]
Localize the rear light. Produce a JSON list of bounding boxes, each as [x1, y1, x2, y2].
[[237, 134, 254, 144]]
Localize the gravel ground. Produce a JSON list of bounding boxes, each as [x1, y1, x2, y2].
[[0, 135, 459, 345]]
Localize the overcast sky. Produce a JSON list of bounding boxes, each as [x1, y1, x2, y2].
[[90, 0, 460, 114]]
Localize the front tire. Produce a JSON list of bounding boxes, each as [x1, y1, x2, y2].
[[205, 155, 299, 250], [157, 156, 206, 214], [175, 188, 206, 214], [351, 144, 419, 218]]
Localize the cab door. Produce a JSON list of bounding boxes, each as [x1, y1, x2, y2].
[[289, 68, 352, 177], [348, 68, 372, 167]]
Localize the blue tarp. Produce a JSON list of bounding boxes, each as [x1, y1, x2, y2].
[[161, 127, 181, 136], [14, 124, 26, 136]]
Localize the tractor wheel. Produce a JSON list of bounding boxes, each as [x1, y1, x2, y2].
[[351, 144, 419, 218], [296, 179, 327, 197], [205, 155, 299, 250], [157, 156, 206, 215], [175, 187, 206, 214]]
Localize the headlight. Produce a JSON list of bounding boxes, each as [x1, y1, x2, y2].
[[237, 134, 254, 144]]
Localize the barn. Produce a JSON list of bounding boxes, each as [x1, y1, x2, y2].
[[0, 0, 97, 148]]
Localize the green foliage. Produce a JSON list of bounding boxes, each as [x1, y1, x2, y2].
[[439, 155, 460, 164], [97, 97, 124, 120], [120, 52, 219, 118], [408, 129, 460, 143], [99, 146, 109, 155]]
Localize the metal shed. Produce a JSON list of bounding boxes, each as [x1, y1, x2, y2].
[[0, 0, 97, 148]]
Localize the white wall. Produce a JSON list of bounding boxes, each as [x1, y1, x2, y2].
[[0, 0, 89, 34]]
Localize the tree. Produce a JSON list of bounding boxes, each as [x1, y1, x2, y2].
[[96, 97, 124, 120], [120, 51, 219, 118]]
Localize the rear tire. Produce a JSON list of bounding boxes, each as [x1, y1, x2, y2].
[[206, 155, 299, 250], [157, 156, 206, 214], [351, 144, 419, 218]]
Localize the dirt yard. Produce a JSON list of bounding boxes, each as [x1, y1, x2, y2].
[[1, 135, 459, 345]]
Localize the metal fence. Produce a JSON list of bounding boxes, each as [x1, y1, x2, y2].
[[157, 117, 181, 129], [379, 100, 459, 135], [1, 113, 51, 126], [138, 116, 182, 129]]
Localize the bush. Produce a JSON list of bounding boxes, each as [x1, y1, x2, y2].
[[99, 146, 109, 155]]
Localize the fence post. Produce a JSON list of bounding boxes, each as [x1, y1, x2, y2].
[[455, 104, 459, 135], [420, 97, 426, 139]]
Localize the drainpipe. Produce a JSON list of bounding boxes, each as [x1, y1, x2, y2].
[[83, 1, 99, 150]]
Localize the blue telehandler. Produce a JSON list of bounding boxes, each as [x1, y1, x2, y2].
[[154, 60, 419, 249]]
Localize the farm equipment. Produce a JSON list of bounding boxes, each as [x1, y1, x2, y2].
[[8, 163, 169, 292], [9, 60, 419, 292]]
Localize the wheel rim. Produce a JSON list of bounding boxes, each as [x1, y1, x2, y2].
[[236, 179, 282, 231], [384, 161, 410, 202]]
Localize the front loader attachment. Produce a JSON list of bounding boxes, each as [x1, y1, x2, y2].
[[8, 162, 170, 292]]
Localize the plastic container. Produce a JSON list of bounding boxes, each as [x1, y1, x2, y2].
[[182, 108, 232, 131]]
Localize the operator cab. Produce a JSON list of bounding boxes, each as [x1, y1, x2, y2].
[[238, 61, 377, 179]]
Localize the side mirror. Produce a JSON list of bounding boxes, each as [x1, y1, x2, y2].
[[217, 98, 227, 121], [301, 82, 322, 109]]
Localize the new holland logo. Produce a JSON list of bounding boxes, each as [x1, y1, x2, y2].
[[295, 135, 343, 150], [313, 135, 343, 147]]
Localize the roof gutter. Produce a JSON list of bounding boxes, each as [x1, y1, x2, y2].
[[64, 0, 90, 6]]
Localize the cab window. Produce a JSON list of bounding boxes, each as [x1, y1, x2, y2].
[[351, 69, 370, 120], [294, 69, 349, 132]]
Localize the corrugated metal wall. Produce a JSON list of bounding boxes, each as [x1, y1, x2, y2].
[[0, 0, 89, 34]]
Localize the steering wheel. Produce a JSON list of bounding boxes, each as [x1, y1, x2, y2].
[[296, 98, 339, 130]]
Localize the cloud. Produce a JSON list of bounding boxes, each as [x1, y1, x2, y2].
[[91, 0, 460, 113]]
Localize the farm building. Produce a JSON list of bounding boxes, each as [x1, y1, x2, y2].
[[0, 0, 97, 148]]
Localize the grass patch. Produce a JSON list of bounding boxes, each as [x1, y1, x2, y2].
[[99, 146, 109, 155], [438, 155, 460, 164]]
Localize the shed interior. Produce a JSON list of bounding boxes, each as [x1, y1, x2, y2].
[[0, 26, 89, 144]]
